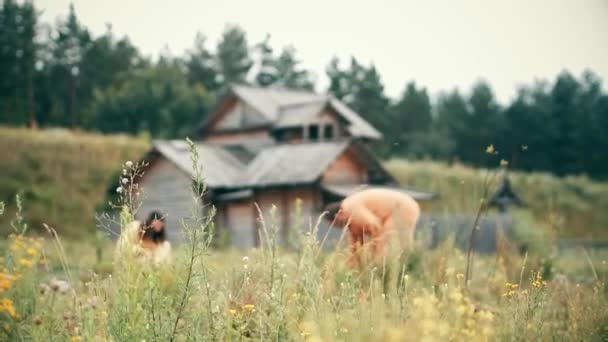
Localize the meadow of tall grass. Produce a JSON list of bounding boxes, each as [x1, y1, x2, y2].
[[1, 138, 607, 341]]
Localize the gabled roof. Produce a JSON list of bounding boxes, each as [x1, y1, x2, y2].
[[203, 85, 382, 140], [149, 139, 365, 189], [238, 140, 350, 187], [152, 140, 245, 188]]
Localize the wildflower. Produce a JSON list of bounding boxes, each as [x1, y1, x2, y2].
[[500, 159, 509, 167], [26, 248, 38, 256], [88, 296, 99, 309], [121, 178, 129, 184], [0, 298, 17, 318], [125, 161, 133, 168], [242, 256, 249, 262], [0, 279, 11, 291], [485, 144, 496, 154], [532, 272, 547, 288], [229, 309, 237, 315], [478, 310, 494, 322], [449, 289, 463, 302], [456, 273, 464, 280], [19, 258, 34, 268], [39, 283, 50, 295], [242, 304, 255, 311], [116, 187, 123, 194], [522, 145, 528, 151], [49, 279, 71, 293]]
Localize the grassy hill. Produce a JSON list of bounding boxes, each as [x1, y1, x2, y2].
[[0, 127, 148, 238], [386, 160, 608, 239], [1, 127, 606, 239]]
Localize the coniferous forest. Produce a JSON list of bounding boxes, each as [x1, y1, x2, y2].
[[2, 1, 607, 179]]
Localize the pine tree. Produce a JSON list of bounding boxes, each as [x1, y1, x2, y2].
[[466, 81, 503, 165], [216, 24, 252, 88], [436, 90, 470, 162], [47, 3, 91, 128], [186, 32, 219, 92], [549, 71, 584, 176], [254, 34, 276, 87]]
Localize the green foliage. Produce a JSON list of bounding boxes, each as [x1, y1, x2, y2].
[[1, 206, 607, 341], [216, 24, 253, 87], [0, 127, 148, 238], [87, 63, 215, 138], [254, 35, 314, 90], [186, 32, 220, 92], [1, 1, 608, 181], [385, 159, 608, 239]]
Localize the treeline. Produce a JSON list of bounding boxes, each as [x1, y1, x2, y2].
[[1, 1, 607, 179]]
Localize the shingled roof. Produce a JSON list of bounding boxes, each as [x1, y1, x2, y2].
[[224, 85, 382, 140], [152, 140, 245, 188], [238, 140, 350, 187], [150, 140, 349, 189]]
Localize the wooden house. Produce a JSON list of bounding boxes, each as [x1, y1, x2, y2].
[[133, 85, 436, 248]]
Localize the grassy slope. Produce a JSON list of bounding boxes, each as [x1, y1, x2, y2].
[[0, 127, 148, 238], [0, 127, 606, 239], [386, 159, 608, 239]]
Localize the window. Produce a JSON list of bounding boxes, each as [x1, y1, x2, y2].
[[308, 125, 319, 140], [323, 124, 334, 140]]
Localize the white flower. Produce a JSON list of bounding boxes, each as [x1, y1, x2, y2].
[[122, 169, 127, 175], [242, 256, 249, 262], [121, 178, 129, 184], [125, 161, 133, 168], [116, 187, 123, 194]]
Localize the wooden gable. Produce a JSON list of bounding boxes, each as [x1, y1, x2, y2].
[[321, 147, 368, 184]]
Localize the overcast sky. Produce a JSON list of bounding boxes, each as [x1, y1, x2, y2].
[[35, 0, 608, 104]]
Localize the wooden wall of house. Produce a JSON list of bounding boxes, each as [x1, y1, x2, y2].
[[251, 186, 344, 249], [225, 200, 257, 249], [321, 148, 367, 185], [137, 158, 194, 244]]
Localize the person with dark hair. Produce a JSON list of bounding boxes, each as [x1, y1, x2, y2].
[[115, 210, 172, 265]]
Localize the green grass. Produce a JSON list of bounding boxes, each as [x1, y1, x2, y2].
[[1, 213, 607, 341], [0, 127, 148, 239], [1, 126, 607, 240], [386, 159, 608, 239], [1, 138, 607, 341]]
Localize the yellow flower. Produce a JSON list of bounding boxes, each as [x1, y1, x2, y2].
[[0, 298, 17, 318], [26, 248, 38, 257], [242, 304, 255, 311], [70, 336, 81, 342], [0, 279, 11, 291], [456, 273, 464, 280], [229, 309, 237, 315], [485, 144, 496, 154], [19, 259, 34, 268]]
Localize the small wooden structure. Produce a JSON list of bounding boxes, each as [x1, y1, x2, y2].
[[134, 85, 436, 247]]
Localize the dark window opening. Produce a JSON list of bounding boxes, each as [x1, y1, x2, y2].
[[324, 124, 334, 140], [308, 125, 319, 140]]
